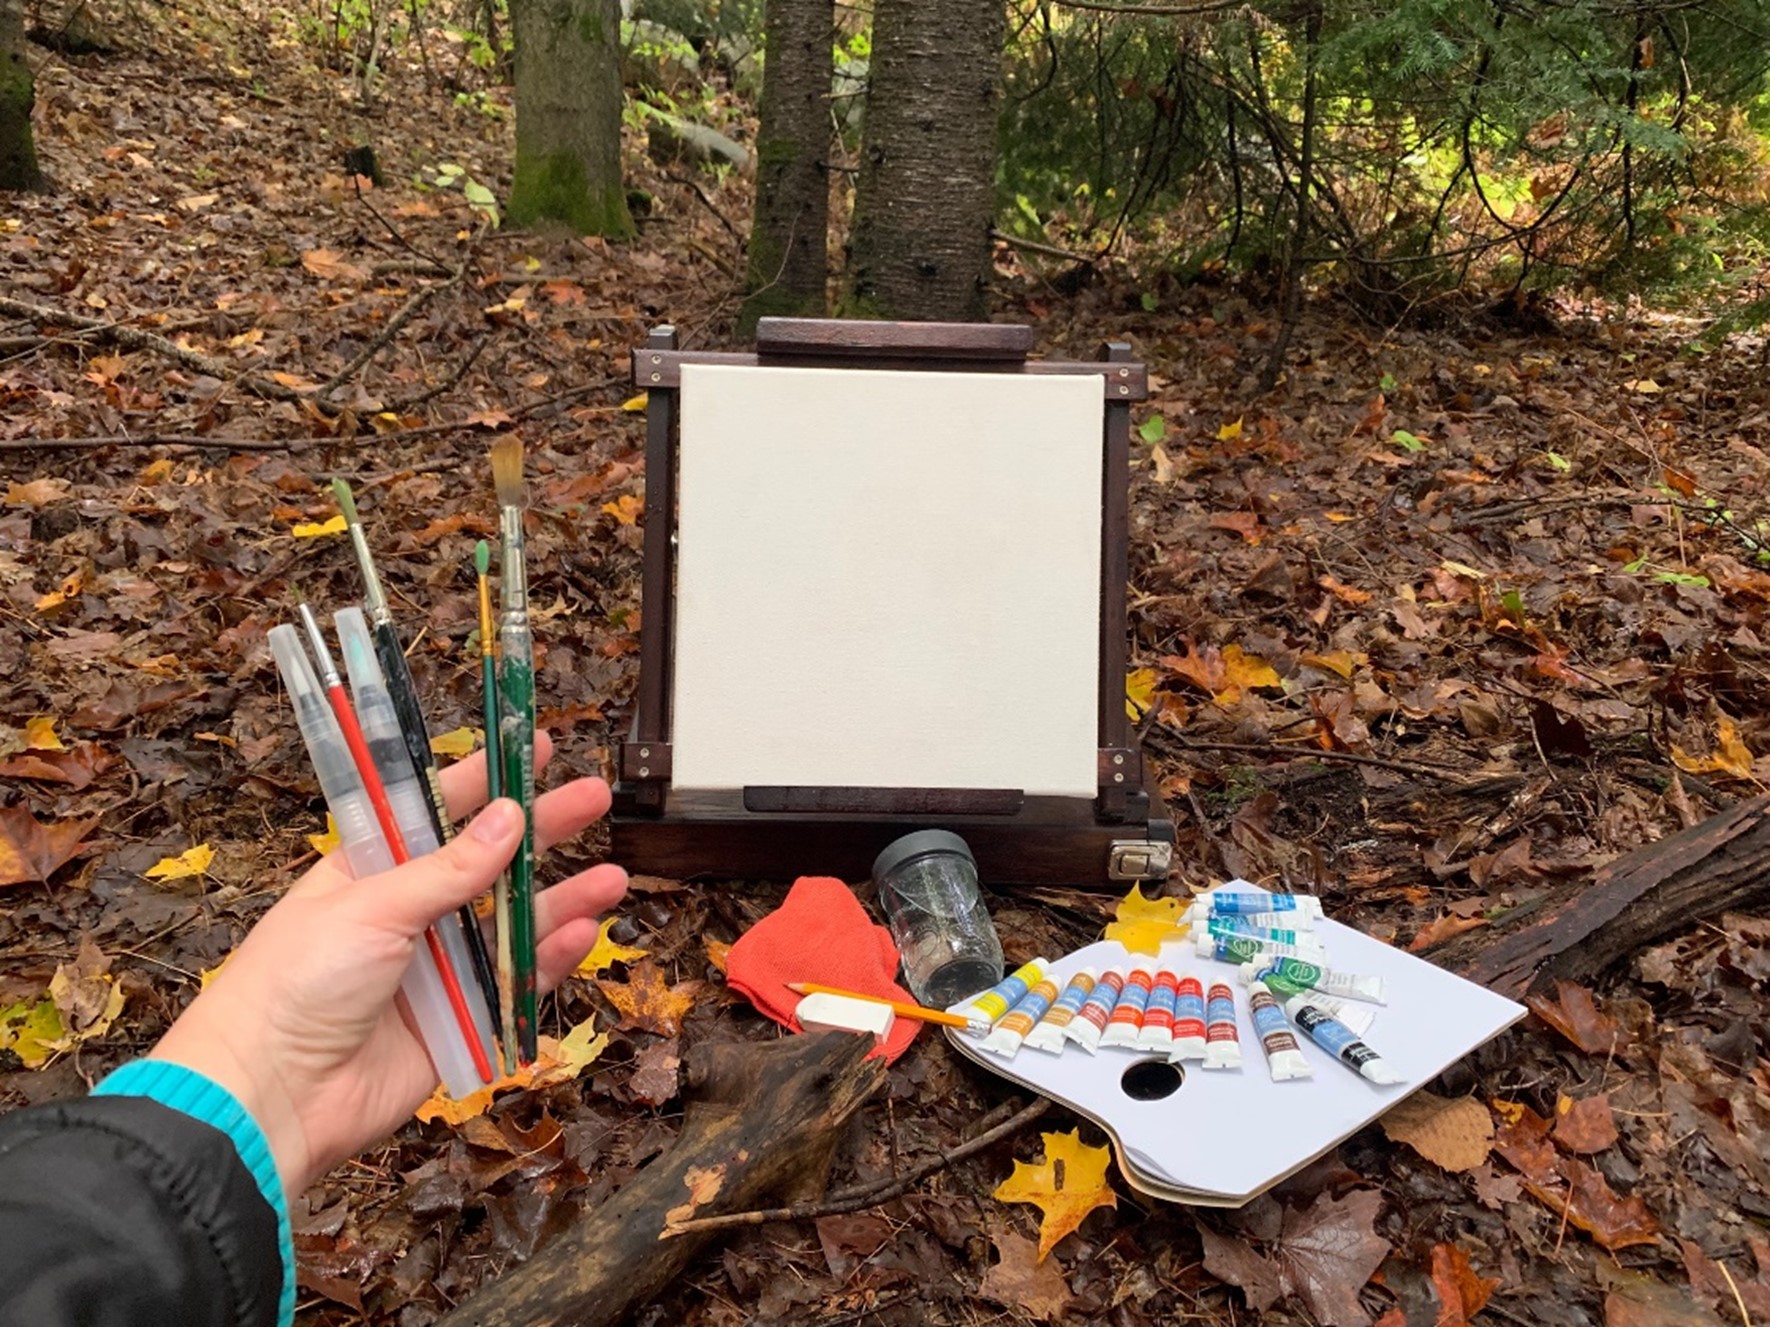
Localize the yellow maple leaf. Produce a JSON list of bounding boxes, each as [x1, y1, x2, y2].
[[306, 815, 340, 855], [429, 727, 479, 759], [1125, 667, 1158, 720], [602, 494, 643, 526], [1216, 416, 1244, 442], [994, 1130, 1118, 1261], [576, 917, 650, 978], [1672, 716, 1755, 780], [23, 716, 64, 751], [621, 392, 649, 413], [145, 843, 215, 881], [414, 1018, 608, 1124], [1102, 883, 1189, 955], [598, 959, 702, 1036], [0, 998, 66, 1069], [1213, 644, 1281, 706], [291, 514, 347, 538]]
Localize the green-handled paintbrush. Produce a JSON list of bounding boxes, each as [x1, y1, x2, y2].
[[475, 539, 519, 1076], [490, 438, 538, 1067]]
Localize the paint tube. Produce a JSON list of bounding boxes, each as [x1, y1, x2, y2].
[[1239, 957, 1386, 1005], [1169, 973, 1207, 1061], [1247, 979, 1312, 1081], [1198, 886, 1324, 920], [954, 958, 1048, 1025], [1284, 992, 1376, 1037], [1203, 981, 1241, 1069], [1190, 907, 1318, 933], [1136, 971, 1178, 1053], [979, 977, 1061, 1058], [1024, 969, 1097, 1053], [1197, 932, 1325, 965], [1290, 1002, 1403, 1085], [1098, 967, 1154, 1050], [1206, 917, 1328, 955], [1065, 969, 1125, 1053]]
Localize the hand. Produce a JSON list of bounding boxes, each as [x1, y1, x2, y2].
[[149, 731, 628, 1197]]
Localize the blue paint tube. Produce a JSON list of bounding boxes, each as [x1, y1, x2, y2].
[[1289, 1002, 1402, 1085]]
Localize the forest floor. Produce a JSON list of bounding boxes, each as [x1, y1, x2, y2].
[[5, 4, 1770, 1326]]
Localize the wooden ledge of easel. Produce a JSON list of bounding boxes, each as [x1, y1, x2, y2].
[[630, 347, 1149, 398], [755, 317, 1034, 361]]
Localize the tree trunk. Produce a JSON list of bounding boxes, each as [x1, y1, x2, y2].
[[0, 0, 43, 193], [738, 0, 832, 335], [844, 0, 1003, 321], [508, 0, 631, 236]]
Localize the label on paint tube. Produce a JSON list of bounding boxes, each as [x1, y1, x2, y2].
[[1206, 917, 1326, 953], [980, 978, 1060, 1057], [1170, 974, 1207, 1061], [1200, 888, 1324, 919], [1024, 969, 1097, 1053], [1200, 933, 1324, 965], [1289, 992, 1375, 1037], [955, 959, 1048, 1025], [1247, 981, 1312, 1081], [1065, 969, 1125, 1053], [1241, 957, 1387, 1005], [1099, 969, 1154, 1050], [1136, 971, 1179, 1051], [1203, 982, 1241, 1069], [1291, 1002, 1402, 1085]]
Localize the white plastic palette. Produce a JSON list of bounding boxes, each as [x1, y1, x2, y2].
[[947, 923, 1525, 1206]]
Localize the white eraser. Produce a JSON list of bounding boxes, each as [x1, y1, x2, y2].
[[795, 992, 896, 1043]]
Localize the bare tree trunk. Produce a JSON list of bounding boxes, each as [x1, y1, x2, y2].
[[0, 0, 43, 193], [738, 0, 832, 335], [508, 0, 631, 236], [844, 0, 1003, 321]]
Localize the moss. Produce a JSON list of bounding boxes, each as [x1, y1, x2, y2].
[[575, 10, 605, 45], [0, 52, 43, 193], [507, 148, 632, 237]]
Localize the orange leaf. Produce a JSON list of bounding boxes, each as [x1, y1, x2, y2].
[[1215, 644, 1280, 706], [1671, 715, 1755, 780], [1525, 980, 1629, 1056], [1160, 642, 1223, 696], [1430, 1242, 1500, 1325], [597, 959, 703, 1036], [993, 1130, 1117, 1261], [300, 248, 368, 281], [1408, 913, 1488, 952], [1208, 511, 1262, 544], [0, 807, 100, 888], [601, 494, 643, 526], [1553, 1092, 1619, 1155], [1318, 574, 1372, 605]]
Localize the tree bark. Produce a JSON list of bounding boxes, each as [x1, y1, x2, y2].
[[1438, 792, 1770, 998], [436, 1032, 886, 1327], [0, 0, 42, 193], [508, 0, 631, 236], [844, 0, 1004, 321], [738, 0, 832, 335]]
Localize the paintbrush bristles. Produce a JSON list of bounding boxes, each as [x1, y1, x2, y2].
[[331, 477, 360, 524], [490, 437, 524, 510]]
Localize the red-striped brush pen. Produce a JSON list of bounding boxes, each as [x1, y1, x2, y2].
[[298, 602, 495, 1085]]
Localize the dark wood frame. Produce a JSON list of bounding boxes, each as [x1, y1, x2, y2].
[[610, 318, 1174, 885]]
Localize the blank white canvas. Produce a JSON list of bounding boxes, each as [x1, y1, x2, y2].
[[672, 363, 1104, 796]]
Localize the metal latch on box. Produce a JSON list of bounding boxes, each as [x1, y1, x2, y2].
[[1107, 839, 1173, 881]]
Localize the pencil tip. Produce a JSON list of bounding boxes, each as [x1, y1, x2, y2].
[[475, 539, 490, 575]]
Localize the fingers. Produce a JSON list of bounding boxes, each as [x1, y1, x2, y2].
[[437, 730, 557, 821], [345, 799, 525, 938], [536, 918, 602, 993], [531, 776, 613, 855], [535, 863, 630, 946]]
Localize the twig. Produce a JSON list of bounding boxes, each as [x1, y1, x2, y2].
[[0, 295, 304, 402], [1716, 1258, 1755, 1327], [661, 1096, 1051, 1238], [385, 331, 493, 412], [1150, 730, 1484, 782], [317, 264, 465, 402], [665, 170, 745, 246], [990, 228, 1102, 264], [354, 175, 453, 272]]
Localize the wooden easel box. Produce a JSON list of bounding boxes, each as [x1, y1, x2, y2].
[[609, 318, 1175, 887]]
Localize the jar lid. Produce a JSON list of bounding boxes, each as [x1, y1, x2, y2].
[[872, 829, 976, 882]]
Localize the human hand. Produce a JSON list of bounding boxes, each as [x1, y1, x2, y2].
[[149, 730, 627, 1197]]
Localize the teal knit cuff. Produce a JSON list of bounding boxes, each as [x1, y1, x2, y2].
[[95, 1059, 294, 1327]]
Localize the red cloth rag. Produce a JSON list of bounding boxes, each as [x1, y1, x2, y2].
[[725, 876, 921, 1063]]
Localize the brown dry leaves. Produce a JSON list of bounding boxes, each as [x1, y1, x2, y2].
[[1379, 1090, 1493, 1171], [1198, 1189, 1390, 1327], [0, 806, 100, 887], [978, 1230, 1074, 1321], [1491, 1101, 1657, 1250]]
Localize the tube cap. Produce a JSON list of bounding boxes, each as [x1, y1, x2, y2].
[[871, 829, 975, 883]]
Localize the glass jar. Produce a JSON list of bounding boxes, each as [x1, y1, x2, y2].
[[872, 830, 1004, 1009]]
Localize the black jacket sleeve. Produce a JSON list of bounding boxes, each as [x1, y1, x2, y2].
[[0, 1094, 281, 1327]]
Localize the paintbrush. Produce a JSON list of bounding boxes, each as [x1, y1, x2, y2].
[[296, 600, 494, 1084], [490, 437, 538, 1066], [476, 538, 519, 1075], [332, 477, 502, 1026]]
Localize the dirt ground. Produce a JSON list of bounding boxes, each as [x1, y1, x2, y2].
[[4, 4, 1770, 1324]]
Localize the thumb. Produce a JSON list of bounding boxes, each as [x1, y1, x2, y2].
[[347, 798, 525, 938]]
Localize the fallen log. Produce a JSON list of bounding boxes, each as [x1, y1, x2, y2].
[[1439, 791, 1770, 998], [437, 1030, 885, 1327]]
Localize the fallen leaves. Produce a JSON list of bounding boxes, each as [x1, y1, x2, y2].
[[1124, 666, 1158, 720], [1525, 980, 1629, 1056], [301, 248, 369, 281], [306, 815, 340, 855], [291, 514, 348, 538], [577, 918, 650, 978], [601, 494, 642, 525], [414, 1017, 610, 1124], [0, 940, 126, 1067], [1491, 1101, 1658, 1250], [1430, 1242, 1501, 1326], [1379, 1090, 1494, 1172], [1199, 1189, 1390, 1327], [1553, 1093, 1619, 1154], [22, 716, 63, 751], [992, 1129, 1118, 1261], [1159, 640, 1282, 707], [0, 806, 100, 887], [1671, 715, 1756, 780], [428, 727, 479, 758], [597, 959, 702, 1036], [1407, 913, 1489, 952], [978, 1230, 1075, 1320], [3, 476, 73, 506], [1102, 883, 1188, 955], [144, 842, 215, 882]]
